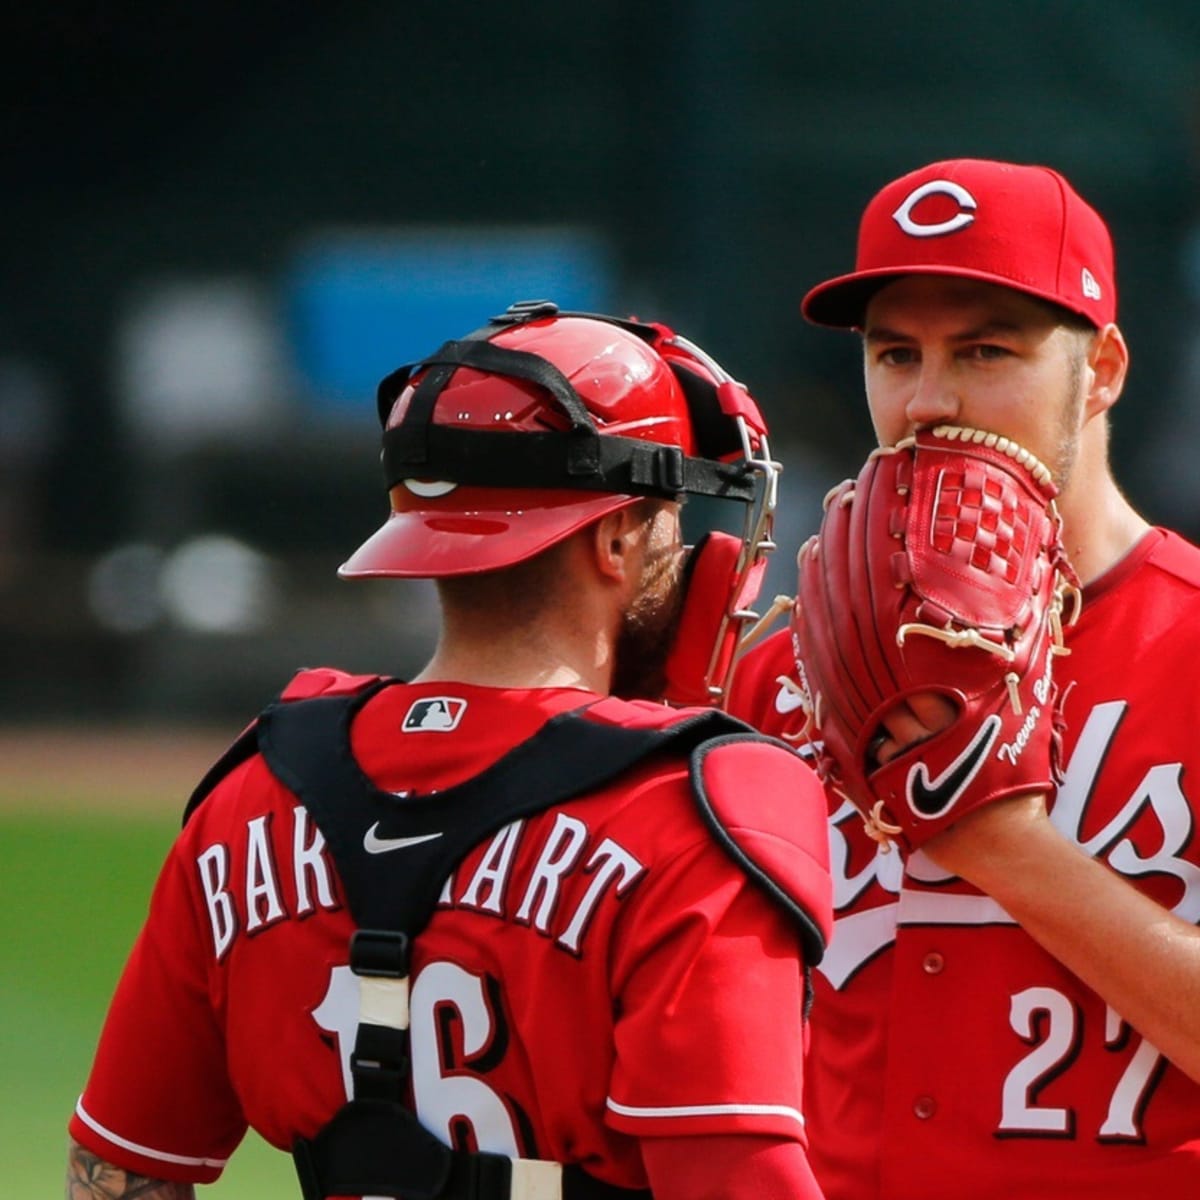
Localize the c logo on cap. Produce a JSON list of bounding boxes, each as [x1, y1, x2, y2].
[[892, 180, 978, 238]]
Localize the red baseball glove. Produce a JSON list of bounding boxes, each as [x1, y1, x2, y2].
[[789, 425, 1080, 853]]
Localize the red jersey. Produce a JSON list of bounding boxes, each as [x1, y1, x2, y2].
[[728, 529, 1200, 1197], [71, 682, 829, 1194]]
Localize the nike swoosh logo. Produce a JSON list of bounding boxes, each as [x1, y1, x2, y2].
[[906, 714, 1001, 819], [363, 823, 444, 854]]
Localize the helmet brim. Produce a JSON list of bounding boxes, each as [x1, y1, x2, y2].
[[338, 488, 639, 579]]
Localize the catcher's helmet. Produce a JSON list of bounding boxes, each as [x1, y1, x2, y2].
[[340, 299, 780, 704]]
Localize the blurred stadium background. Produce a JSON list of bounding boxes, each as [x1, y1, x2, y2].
[[4, 2, 1200, 1192]]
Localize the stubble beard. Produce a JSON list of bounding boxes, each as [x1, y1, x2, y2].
[[1050, 350, 1087, 493], [610, 548, 686, 700]]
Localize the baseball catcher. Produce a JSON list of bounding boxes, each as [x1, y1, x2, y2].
[[789, 423, 1081, 853], [68, 301, 832, 1200]]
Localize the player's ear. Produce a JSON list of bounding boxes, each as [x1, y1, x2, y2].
[[591, 505, 646, 585], [1084, 322, 1129, 417]]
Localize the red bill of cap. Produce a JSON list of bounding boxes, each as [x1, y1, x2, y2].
[[338, 485, 637, 579], [801, 159, 1116, 329]]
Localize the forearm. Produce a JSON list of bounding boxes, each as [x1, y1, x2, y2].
[[67, 1142, 195, 1200], [927, 797, 1200, 1082]]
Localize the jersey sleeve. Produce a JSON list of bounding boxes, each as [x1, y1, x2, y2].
[[641, 1134, 824, 1200], [69, 831, 247, 1183], [604, 829, 813, 1144]]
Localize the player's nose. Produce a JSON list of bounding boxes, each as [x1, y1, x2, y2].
[[904, 362, 961, 429]]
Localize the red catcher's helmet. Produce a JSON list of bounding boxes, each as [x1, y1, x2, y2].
[[340, 300, 781, 705]]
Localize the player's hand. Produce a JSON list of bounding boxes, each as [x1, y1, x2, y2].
[[790, 425, 1079, 853], [919, 788, 1051, 879], [870, 695, 1054, 879]]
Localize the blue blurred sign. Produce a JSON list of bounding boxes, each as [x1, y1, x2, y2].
[[285, 226, 616, 419]]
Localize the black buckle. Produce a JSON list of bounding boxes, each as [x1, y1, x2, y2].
[[350, 929, 410, 977], [492, 298, 560, 324], [351, 1023, 411, 1100]]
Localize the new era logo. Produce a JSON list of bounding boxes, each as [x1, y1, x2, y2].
[[1081, 268, 1102, 301], [402, 697, 468, 732]]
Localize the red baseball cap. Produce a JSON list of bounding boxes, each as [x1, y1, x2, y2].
[[801, 158, 1117, 329]]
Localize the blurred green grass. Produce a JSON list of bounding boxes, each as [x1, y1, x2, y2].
[[1, 805, 294, 1195]]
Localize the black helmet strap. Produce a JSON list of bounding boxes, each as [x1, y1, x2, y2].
[[378, 310, 759, 504]]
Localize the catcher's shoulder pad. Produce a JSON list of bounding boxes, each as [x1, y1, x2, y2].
[[582, 694, 725, 730], [690, 735, 833, 965], [571, 699, 832, 960], [279, 666, 387, 701], [182, 667, 389, 825]]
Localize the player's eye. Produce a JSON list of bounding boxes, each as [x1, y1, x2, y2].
[[964, 343, 1011, 361], [877, 346, 917, 366]]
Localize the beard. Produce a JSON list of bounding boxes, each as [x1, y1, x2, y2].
[[1049, 350, 1087, 492], [610, 544, 687, 700]]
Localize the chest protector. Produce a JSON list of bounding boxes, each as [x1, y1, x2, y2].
[[185, 674, 829, 1200]]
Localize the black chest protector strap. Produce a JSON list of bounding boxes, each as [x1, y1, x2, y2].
[[249, 683, 748, 1200]]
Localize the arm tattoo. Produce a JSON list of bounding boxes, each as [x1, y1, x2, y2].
[[67, 1142, 195, 1200]]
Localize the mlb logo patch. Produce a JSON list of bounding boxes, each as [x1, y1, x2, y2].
[[402, 697, 468, 732]]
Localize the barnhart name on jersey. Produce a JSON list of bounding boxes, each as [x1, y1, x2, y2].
[[196, 804, 644, 961]]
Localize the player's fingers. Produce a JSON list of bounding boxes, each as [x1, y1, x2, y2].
[[867, 707, 924, 768], [906, 692, 957, 731], [868, 694, 957, 767]]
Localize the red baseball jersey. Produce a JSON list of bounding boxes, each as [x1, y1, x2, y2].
[[728, 528, 1200, 1197], [71, 681, 828, 1194]]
